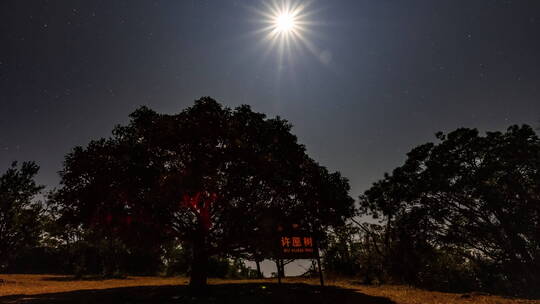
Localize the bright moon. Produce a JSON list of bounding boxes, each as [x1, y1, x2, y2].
[[253, 0, 324, 64], [255, 0, 308, 40], [274, 12, 296, 34]]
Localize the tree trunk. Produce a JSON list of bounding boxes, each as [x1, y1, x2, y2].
[[274, 259, 282, 283], [189, 236, 209, 293], [255, 260, 262, 278], [274, 259, 285, 278]]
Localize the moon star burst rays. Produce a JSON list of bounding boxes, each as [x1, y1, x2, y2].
[[253, 0, 319, 64]]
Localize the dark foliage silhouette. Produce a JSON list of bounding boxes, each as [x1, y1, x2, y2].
[[358, 125, 540, 296], [52, 97, 355, 290]]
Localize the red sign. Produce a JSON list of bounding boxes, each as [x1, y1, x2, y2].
[[278, 235, 316, 258]]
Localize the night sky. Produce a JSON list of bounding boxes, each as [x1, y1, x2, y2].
[[2, 1, 540, 205]]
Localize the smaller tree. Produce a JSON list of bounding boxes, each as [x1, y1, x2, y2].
[[0, 161, 44, 270]]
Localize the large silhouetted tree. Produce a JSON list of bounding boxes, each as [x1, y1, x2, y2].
[[359, 125, 540, 296], [0, 161, 43, 270], [54, 97, 355, 290]]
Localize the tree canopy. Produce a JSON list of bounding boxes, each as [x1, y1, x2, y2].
[[53, 97, 355, 289], [358, 125, 540, 296]]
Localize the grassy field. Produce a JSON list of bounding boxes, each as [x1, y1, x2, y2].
[[0, 275, 538, 304]]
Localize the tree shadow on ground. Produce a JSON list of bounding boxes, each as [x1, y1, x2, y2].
[[0, 283, 395, 304]]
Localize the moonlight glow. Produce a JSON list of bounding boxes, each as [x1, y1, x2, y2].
[[250, 1, 332, 67], [252, 0, 317, 59], [274, 12, 296, 34], [264, 2, 305, 40]]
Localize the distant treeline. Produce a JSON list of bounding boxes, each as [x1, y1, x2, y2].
[[1, 98, 538, 297]]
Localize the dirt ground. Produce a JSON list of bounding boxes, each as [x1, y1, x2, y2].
[[0, 275, 538, 304]]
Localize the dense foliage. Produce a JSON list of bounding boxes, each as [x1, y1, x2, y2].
[[3, 101, 538, 298], [354, 125, 540, 296], [51, 97, 355, 289]]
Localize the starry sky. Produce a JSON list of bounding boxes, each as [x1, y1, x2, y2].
[[1, 1, 540, 210]]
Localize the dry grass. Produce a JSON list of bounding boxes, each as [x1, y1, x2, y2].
[[277, 277, 540, 304], [326, 280, 539, 304], [0, 274, 187, 297], [0, 274, 538, 304]]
